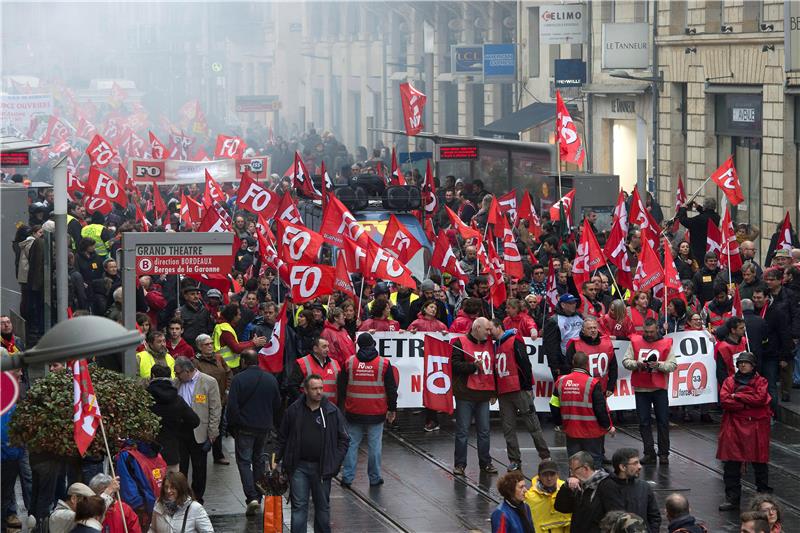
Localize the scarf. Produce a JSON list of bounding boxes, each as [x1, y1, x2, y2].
[[1, 333, 17, 353]]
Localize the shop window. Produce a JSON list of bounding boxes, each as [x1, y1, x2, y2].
[[474, 147, 510, 194]]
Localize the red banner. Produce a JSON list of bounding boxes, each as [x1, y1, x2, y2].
[[399, 82, 427, 136], [288, 264, 336, 303], [422, 336, 454, 415]]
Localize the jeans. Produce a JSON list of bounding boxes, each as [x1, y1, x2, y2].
[[498, 391, 550, 464], [793, 344, 800, 385], [179, 439, 209, 502], [759, 357, 780, 415], [723, 461, 769, 503], [634, 389, 670, 457], [566, 437, 605, 469], [290, 460, 331, 533], [341, 422, 383, 485], [454, 399, 491, 468], [30, 456, 65, 525], [234, 430, 267, 503]]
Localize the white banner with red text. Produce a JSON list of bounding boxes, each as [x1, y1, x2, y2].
[[366, 331, 718, 411]]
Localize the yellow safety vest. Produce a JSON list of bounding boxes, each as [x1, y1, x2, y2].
[[213, 321, 240, 369], [66, 215, 77, 249], [81, 224, 109, 257], [136, 350, 175, 379]]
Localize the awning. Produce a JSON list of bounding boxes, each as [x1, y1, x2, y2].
[[0, 136, 49, 153], [581, 82, 650, 96], [786, 85, 800, 95], [478, 102, 574, 141], [704, 84, 762, 94]]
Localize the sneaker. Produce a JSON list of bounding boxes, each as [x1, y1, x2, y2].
[[482, 463, 498, 474], [214, 458, 230, 465], [245, 500, 261, 516], [424, 421, 440, 432], [507, 462, 521, 472], [718, 501, 739, 511], [5, 515, 21, 528], [658, 455, 669, 465], [25, 516, 36, 530], [640, 454, 657, 465], [370, 478, 384, 486], [453, 465, 465, 476]]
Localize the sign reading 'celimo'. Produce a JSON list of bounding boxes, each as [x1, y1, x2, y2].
[[540, 4, 587, 44], [601, 23, 650, 69]]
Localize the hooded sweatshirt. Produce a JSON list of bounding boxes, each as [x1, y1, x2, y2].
[[147, 378, 199, 464], [337, 345, 398, 425]]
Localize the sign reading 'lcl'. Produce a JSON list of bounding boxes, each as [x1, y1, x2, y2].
[[135, 243, 233, 275]]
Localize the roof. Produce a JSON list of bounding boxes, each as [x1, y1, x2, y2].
[[478, 102, 575, 141], [0, 135, 49, 153]]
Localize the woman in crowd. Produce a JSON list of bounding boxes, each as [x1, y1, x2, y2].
[[149, 472, 213, 533], [674, 241, 698, 281], [490, 471, 535, 533], [750, 494, 783, 533], [599, 299, 634, 340], [627, 291, 658, 334], [408, 300, 448, 333]]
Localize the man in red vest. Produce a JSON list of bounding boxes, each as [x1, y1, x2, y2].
[[622, 318, 677, 465], [491, 320, 550, 473], [565, 317, 618, 395], [338, 333, 397, 488], [452, 317, 498, 476], [715, 316, 748, 383], [288, 337, 342, 406], [549, 352, 614, 468]]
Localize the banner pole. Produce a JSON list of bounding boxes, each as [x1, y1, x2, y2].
[[98, 416, 130, 533], [661, 176, 713, 236]]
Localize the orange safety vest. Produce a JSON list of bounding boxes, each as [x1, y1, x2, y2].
[[298, 355, 341, 404], [629, 335, 673, 390], [704, 301, 732, 329], [494, 335, 521, 395], [571, 335, 615, 391], [715, 337, 747, 378], [556, 370, 607, 439], [627, 307, 657, 333], [457, 335, 496, 391], [581, 299, 605, 319], [344, 356, 389, 416]]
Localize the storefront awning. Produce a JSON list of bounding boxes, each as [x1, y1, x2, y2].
[[581, 82, 650, 96], [704, 84, 762, 94], [478, 102, 570, 140]]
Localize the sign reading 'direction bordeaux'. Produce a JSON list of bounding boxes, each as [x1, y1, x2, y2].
[[366, 330, 717, 411], [135, 239, 234, 275]]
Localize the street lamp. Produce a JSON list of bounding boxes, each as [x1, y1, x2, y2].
[[1, 316, 143, 371]]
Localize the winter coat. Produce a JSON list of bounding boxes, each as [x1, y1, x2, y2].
[[503, 312, 538, 338], [178, 301, 215, 348], [147, 379, 200, 465], [49, 499, 77, 533], [524, 477, 571, 533], [667, 515, 707, 533], [166, 337, 194, 360], [149, 499, 212, 533], [490, 500, 535, 533], [320, 321, 356, 367], [678, 206, 720, 265], [227, 365, 282, 433], [102, 500, 142, 533], [554, 469, 611, 533], [277, 395, 349, 480], [543, 305, 584, 377], [600, 474, 661, 533], [717, 371, 771, 463], [194, 353, 232, 405], [449, 310, 475, 334], [358, 317, 401, 332], [408, 315, 448, 332]]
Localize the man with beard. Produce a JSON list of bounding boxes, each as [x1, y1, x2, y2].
[[553, 451, 611, 532], [600, 448, 661, 532], [178, 281, 214, 348], [136, 330, 176, 378]]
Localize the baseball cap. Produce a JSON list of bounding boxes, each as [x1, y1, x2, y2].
[[537, 460, 559, 475], [206, 289, 223, 299], [67, 483, 95, 497], [775, 249, 791, 258], [559, 294, 579, 304]]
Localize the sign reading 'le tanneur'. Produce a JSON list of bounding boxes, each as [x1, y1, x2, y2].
[[601, 23, 650, 69]]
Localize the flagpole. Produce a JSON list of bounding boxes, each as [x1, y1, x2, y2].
[[357, 278, 365, 315], [98, 417, 130, 533], [661, 176, 713, 236], [598, 249, 625, 303]]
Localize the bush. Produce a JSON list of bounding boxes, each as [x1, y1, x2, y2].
[[9, 365, 160, 457]]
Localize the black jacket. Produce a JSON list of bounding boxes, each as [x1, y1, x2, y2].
[[691, 266, 722, 306], [147, 379, 200, 465], [565, 332, 618, 394], [667, 514, 707, 533], [337, 345, 398, 424], [277, 395, 349, 480], [764, 288, 797, 361], [227, 365, 282, 433], [554, 469, 611, 533], [678, 206, 720, 264], [179, 300, 215, 348], [598, 474, 661, 533]]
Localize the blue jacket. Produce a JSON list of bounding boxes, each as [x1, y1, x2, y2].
[[115, 441, 161, 512], [227, 365, 281, 433], [491, 500, 535, 533], [1, 407, 23, 461]]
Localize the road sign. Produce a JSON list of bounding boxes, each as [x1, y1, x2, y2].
[[235, 95, 280, 113], [1, 371, 19, 415], [135, 241, 234, 276]]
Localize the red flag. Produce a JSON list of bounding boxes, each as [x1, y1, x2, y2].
[[214, 134, 247, 159], [67, 171, 86, 201], [431, 231, 468, 282], [76, 116, 96, 140], [663, 238, 686, 304], [487, 196, 509, 239], [777, 212, 794, 253], [292, 151, 322, 198], [389, 147, 407, 186], [549, 189, 575, 224], [528, 248, 539, 266], [672, 176, 686, 232], [501, 227, 524, 280], [135, 202, 152, 231], [275, 190, 304, 225], [484, 239, 507, 307], [276, 219, 325, 263], [516, 191, 541, 237], [340, 238, 370, 279], [497, 190, 518, 224], [87, 166, 127, 208], [399, 82, 427, 136], [381, 214, 423, 263], [118, 163, 135, 195], [445, 206, 481, 240], [85, 134, 118, 168], [628, 187, 659, 248], [41, 115, 72, 145], [422, 336, 454, 415], [258, 303, 287, 373], [555, 90, 585, 167], [545, 257, 559, 313], [198, 202, 233, 233], [720, 208, 742, 273], [706, 218, 723, 257], [203, 169, 226, 208], [320, 194, 368, 247], [151, 184, 166, 218], [613, 189, 630, 233], [334, 251, 357, 301], [422, 160, 437, 215], [72, 360, 100, 456], [732, 286, 743, 318], [424, 217, 436, 245], [573, 219, 607, 291], [149, 131, 168, 159], [180, 193, 199, 226], [633, 237, 664, 292], [237, 171, 278, 219], [710, 156, 744, 206], [83, 195, 112, 216], [365, 240, 417, 289], [320, 161, 334, 210], [288, 264, 336, 303]]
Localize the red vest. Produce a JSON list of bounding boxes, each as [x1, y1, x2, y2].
[[126, 447, 167, 499], [715, 337, 747, 378], [571, 335, 615, 391], [299, 355, 341, 404], [627, 307, 657, 333], [458, 335, 496, 391], [494, 336, 521, 395], [344, 356, 389, 415], [704, 302, 732, 328], [581, 299, 605, 319], [629, 335, 673, 390], [556, 370, 607, 439]]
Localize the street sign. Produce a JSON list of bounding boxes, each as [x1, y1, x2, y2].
[[135, 241, 234, 276], [1, 371, 19, 415], [235, 95, 280, 113]]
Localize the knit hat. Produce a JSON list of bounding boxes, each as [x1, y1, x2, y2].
[[357, 333, 376, 348], [420, 279, 436, 292]]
